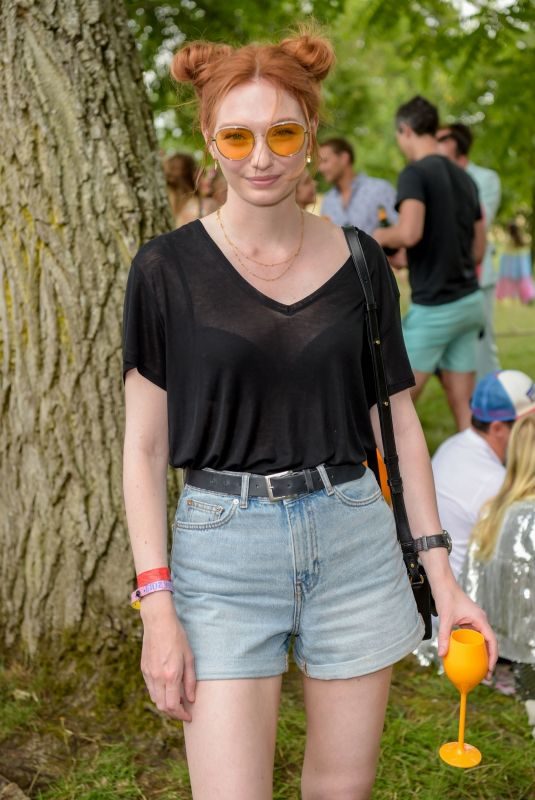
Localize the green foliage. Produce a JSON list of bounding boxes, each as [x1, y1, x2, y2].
[[332, 0, 535, 220]]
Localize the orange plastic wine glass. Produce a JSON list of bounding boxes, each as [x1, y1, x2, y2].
[[440, 629, 488, 768]]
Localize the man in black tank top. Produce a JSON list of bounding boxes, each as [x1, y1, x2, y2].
[[373, 95, 486, 431]]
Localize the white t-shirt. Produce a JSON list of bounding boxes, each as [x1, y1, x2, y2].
[[431, 428, 505, 579]]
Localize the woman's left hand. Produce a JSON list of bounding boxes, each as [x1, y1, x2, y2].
[[433, 580, 498, 680]]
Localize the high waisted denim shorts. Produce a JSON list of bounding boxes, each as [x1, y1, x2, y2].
[[171, 466, 425, 680]]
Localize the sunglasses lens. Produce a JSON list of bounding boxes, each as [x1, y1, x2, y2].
[[267, 123, 306, 156], [215, 128, 254, 160]]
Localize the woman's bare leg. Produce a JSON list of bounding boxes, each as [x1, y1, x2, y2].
[[301, 666, 392, 800], [183, 676, 282, 800]]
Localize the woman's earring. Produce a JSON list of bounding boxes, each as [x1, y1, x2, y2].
[[214, 160, 219, 171], [306, 155, 312, 165]]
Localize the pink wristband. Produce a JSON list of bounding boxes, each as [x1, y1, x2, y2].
[[130, 580, 174, 610]]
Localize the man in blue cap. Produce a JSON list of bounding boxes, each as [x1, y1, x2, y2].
[[432, 369, 535, 579]]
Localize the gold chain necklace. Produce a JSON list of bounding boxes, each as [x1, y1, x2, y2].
[[216, 208, 305, 282]]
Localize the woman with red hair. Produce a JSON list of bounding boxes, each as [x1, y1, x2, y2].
[[122, 29, 496, 799]]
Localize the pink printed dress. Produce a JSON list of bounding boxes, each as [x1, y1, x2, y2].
[[496, 247, 535, 304]]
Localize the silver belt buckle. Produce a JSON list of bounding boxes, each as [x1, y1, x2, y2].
[[265, 470, 293, 502]]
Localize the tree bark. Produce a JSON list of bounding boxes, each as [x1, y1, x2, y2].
[[0, 0, 173, 654]]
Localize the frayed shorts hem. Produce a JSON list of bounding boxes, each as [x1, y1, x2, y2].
[[294, 616, 426, 680]]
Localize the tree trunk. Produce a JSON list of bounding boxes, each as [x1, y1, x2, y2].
[[0, 0, 173, 654]]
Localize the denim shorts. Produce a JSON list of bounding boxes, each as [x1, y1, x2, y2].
[[171, 466, 425, 680], [402, 290, 486, 373]]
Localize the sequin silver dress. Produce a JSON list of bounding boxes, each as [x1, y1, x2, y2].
[[460, 500, 535, 664]]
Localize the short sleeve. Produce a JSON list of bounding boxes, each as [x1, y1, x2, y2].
[[122, 248, 166, 390], [358, 232, 415, 407], [396, 163, 425, 209]]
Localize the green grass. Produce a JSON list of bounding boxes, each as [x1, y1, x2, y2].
[[2, 656, 533, 799], [375, 660, 535, 800], [0, 666, 40, 740], [36, 744, 145, 800], [2, 298, 534, 799]]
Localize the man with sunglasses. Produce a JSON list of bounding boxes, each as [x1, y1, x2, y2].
[[436, 123, 502, 381], [373, 96, 487, 431], [318, 137, 398, 234]]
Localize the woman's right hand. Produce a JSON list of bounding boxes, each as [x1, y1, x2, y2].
[[139, 591, 196, 721]]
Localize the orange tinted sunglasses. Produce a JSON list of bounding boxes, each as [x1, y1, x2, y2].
[[211, 122, 309, 160]]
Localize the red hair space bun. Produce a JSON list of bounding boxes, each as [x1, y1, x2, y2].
[[278, 32, 334, 82], [170, 27, 335, 150], [170, 43, 234, 90]]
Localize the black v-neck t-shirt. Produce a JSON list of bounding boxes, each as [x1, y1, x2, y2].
[[396, 155, 482, 305], [123, 221, 414, 474]]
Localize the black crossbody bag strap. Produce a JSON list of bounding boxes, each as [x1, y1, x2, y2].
[[343, 226, 422, 585]]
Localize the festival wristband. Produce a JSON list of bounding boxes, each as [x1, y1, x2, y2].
[[130, 580, 174, 610], [136, 567, 171, 587]]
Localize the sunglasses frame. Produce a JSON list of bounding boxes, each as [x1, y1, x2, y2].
[[211, 121, 310, 161]]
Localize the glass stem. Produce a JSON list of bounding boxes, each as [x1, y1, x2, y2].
[[457, 691, 467, 752]]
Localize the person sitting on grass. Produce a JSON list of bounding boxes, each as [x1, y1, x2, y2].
[[460, 414, 535, 736], [432, 369, 535, 580]]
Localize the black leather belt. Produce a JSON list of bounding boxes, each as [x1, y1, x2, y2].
[[184, 463, 366, 501]]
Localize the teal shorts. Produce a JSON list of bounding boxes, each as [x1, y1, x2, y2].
[[402, 290, 485, 374]]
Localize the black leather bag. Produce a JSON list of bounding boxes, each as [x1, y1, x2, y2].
[[343, 226, 437, 639]]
